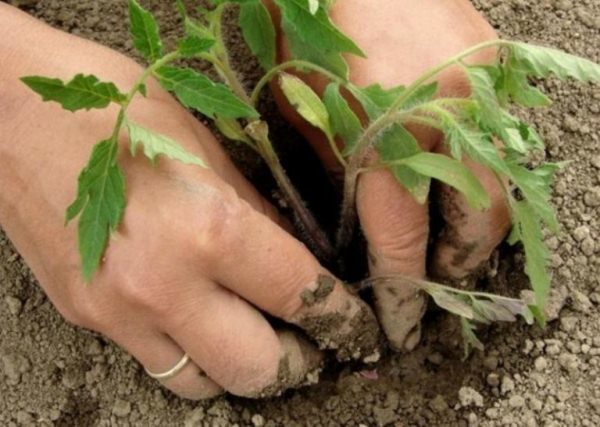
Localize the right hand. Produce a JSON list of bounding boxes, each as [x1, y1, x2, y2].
[[0, 4, 380, 400], [271, 0, 511, 351]]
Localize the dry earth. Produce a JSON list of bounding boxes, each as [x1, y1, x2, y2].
[[1, 0, 599, 426]]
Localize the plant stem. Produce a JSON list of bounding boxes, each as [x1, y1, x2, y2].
[[336, 39, 512, 250], [360, 275, 525, 303], [109, 51, 182, 158], [200, 10, 335, 259], [251, 126, 334, 259], [251, 60, 345, 106]]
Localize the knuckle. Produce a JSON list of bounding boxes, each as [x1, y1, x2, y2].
[[195, 186, 246, 261]]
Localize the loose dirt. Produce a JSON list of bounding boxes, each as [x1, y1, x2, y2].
[[1, 0, 599, 426]]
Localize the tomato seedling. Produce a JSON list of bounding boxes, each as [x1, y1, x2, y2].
[[22, 0, 600, 355]]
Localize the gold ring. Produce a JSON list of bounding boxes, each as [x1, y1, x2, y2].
[[145, 354, 190, 380]]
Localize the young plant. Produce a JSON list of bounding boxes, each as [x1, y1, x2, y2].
[[21, 0, 600, 355]]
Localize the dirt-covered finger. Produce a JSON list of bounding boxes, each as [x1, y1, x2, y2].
[[357, 168, 430, 352], [202, 200, 382, 362], [430, 154, 511, 280], [163, 282, 323, 398]]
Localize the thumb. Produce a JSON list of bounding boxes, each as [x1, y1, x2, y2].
[[357, 167, 429, 351]]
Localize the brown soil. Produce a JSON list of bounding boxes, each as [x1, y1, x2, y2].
[[1, 0, 599, 426]]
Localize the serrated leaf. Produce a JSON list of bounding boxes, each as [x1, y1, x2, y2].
[[361, 83, 406, 110], [155, 66, 258, 119], [472, 300, 516, 322], [430, 290, 474, 319], [66, 140, 126, 281], [21, 74, 126, 112], [511, 42, 600, 82], [439, 113, 510, 176], [128, 0, 163, 62], [279, 73, 332, 137], [177, 36, 215, 57], [323, 83, 362, 155], [347, 83, 414, 121], [510, 200, 551, 314], [275, 0, 363, 77], [398, 152, 491, 210], [500, 57, 552, 108], [507, 161, 559, 232], [461, 318, 484, 359], [285, 21, 349, 78], [376, 125, 431, 204], [239, 1, 277, 70], [274, 0, 364, 57], [467, 66, 502, 128], [126, 121, 207, 167]]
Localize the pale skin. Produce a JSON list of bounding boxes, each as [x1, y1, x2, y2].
[[0, 0, 510, 400]]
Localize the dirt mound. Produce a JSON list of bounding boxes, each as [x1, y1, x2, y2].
[[1, 0, 599, 425]]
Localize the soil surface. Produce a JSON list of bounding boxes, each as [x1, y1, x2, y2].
[[1, 0, 599, 426]]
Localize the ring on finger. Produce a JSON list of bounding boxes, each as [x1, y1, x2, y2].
[[145, 353, 190, 380]]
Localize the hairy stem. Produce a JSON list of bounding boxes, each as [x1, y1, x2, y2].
[[336, 39, 512, 249]]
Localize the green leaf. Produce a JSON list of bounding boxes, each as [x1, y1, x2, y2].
[[279, 73, 332, 138], [347, 83, 416, 121], [128, 0, 163, 62], [439, 113, 510, 176], [347, 84, 383, 120], [495, 55, 552, 108], [511, 42, 600, 82], [275, 0, 363, 77], [126, 121, 207, 167], [323, 83, 362, 155], [361, 83, 406, 110], [177, 36, 215, 57], [376, 125, 431, 204], [467, 66, 502, 129], [507, 162, 560, 232], [274, 0, 364, 57], [239, 1, 277, 70], [461, 318, 484, 359], [66, 140, 126, 281], [284, 21, 350, 78], [398, 152, 491, 210], [155, 66, 258, 119], [21, 74, 126, 112], [215, 117, 253, 144], [430, 290, 474, 319], [510, 200, 551, 314]]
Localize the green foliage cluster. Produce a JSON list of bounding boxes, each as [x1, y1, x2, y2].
[[21, 0, 600, 353]]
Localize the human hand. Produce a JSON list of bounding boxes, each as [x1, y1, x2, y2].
[[272, 0, 511, 351], [0, 4, 380, 399]]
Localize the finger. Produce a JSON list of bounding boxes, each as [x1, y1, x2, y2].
[[430, 152, 511, 279], [109, 328, 223, 400], [200, 198, 382, 362], [164, 281, 323, 397], [356, 166, 429, 352]]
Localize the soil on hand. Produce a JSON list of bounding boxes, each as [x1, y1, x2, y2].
[[1, 0, 599, 426]]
